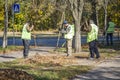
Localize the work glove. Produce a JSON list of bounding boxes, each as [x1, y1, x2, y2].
[[60, 29, 67, 33]]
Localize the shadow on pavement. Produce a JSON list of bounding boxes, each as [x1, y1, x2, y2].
[[73, 67, 120, 80], [0, 56, 16, 59]]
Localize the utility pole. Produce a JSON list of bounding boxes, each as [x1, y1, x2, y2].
[[2, 0, 8, 48]]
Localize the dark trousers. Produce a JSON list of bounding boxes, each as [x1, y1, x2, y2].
[[106, 33, 113, 46], [89, 40, 100, 58], [22, 39, 30, 57]]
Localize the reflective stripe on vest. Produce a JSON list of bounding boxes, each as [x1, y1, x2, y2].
[[87, 24, 98, 43], [21, 24, 31, 40], [107, 22, 115, 33], [64, 25, 74, 39]]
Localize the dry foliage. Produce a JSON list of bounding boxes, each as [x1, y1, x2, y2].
[[23, 54, 79, 66], [0, 69, 34, 80]]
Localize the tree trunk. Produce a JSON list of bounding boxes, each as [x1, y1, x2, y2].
[[68, 0, 84, 53], [104, 9, 107, 29], [96, 10, 99, 26], [103, 0, 108, 30], [59, 11, 65, 29], [74, 21, 81, 53], [104, 9, 107, 30], [2, 0, 8, 48]]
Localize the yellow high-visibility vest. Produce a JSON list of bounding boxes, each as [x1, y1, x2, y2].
[[64, 25, 74, 39], [107, 22, 115, 33], [21, 23, 31, 40], [87, 24, 98, 43]]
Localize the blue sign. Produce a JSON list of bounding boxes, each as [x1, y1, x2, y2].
[[13, 4, 20, 13]]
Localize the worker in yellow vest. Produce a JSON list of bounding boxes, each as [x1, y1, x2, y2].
[[21, 21, 34, 58], [106, 18, 115, 46], [87, 20, 100, 60], [61, 20, 74, 56]]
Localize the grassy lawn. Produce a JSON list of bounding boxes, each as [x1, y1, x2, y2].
[[0, 46, 23, 54], [0, 59, 92, 80], [0, 42, 120, 80], [0, 45, 92, 80]]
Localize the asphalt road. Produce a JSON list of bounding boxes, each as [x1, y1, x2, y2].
[[0, 36, 86, 47], [0, 36, 119, 47]]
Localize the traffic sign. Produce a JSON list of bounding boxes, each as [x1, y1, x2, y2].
[[13, 4, 20, 13]]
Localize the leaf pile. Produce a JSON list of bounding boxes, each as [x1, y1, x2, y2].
[[24, 54, 78, 66], [0, 69, 34, 80], [82, 44, 89, 49]]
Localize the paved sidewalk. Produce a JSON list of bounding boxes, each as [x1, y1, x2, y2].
[[0, 47, 55, 62], [73, 56, 120, 80]]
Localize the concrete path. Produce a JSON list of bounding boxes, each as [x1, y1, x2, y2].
[[73, 56, 120, 80], [0, 47, 55, 62]]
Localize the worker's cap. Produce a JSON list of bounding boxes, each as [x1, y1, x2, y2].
[[63, 20, 68, 24]]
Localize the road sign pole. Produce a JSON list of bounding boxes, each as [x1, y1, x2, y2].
[[12, 3, 20, 45], [12, 5, 15, 45]]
